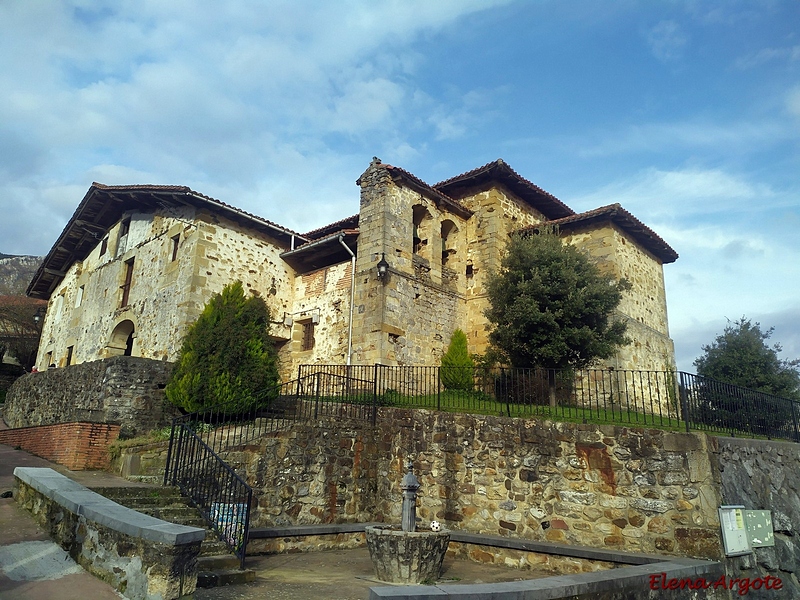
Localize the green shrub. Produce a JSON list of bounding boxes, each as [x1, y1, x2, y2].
[[165, 281, 280, 414], [441, 329, 474, 391]]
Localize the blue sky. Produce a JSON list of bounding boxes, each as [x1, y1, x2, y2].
[[1, 0, 798, 371]]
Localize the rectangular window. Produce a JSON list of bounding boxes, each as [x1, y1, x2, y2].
[[66, 346, 74, 366], [100, 237, 108, 256], [301, 321, 315, 351], [45, 351, 53, 368], [171, 234, 180, 262], [120, 217, 131, 237], [120, 258, 134, 307], [76, 285, 84, 308]]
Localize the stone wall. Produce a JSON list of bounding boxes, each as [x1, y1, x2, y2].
[[3, 356, 177, 437], [715, 437, 800, 598], [35, 204, 295, 370], [14, 468, 203, 600], [282, 261, 353, 378], [233, 409, 723, 562], [562, 225, 674, 372], [0, 422, 120, 470]]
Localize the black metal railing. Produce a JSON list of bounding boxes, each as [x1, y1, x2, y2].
[[164, 421, 253, 568], [162, 374, 380, 564], [300, 364, 800, 442], [164, 364, 799, 564], [680, 371, 800, 442]]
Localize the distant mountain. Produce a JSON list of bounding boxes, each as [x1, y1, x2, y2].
[[0, 254, 44, 296]]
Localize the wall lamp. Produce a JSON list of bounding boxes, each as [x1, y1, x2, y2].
[[376, 253, 390, 281]]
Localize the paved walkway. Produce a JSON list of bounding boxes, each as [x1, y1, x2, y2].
[[0, 443, 550, 599]]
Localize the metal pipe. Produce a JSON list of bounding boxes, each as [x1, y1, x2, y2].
[[338, 234, 356, 366]]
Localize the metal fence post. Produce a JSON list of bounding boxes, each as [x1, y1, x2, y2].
[[437, 366, 441, 412], [791, 400, 800, 443], [163, 418, 177, 486], [372, 363, 379, 426], [678, 372, 691, 433], [314, 372, 320, 419]]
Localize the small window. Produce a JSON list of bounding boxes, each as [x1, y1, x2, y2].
[[120, 258, 134, 307], [466, 264, 474, 278], [66, 346, 74, 366], [120, 217, 131, 237], [76, 285, 84, 308], [100, 237, 108, 256], [171, 234, 180, 262], [45, 351, 53, 368], [301, 321, 315, 351]]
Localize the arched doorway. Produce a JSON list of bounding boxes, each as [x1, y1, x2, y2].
[[108, 320, 136, 357]]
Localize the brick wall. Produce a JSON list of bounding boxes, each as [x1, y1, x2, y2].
[[0, 421, 120, 469]]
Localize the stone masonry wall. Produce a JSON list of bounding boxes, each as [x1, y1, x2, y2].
[[715, 437, 800, 599], [238, 409, 723, 562], [563, 225, 675, 372], [4, 356, 177, 437], [36, 205, 296, 370], [281, 261, 353, 379]]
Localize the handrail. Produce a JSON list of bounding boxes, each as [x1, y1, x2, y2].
[[165, 420, 252, 568]]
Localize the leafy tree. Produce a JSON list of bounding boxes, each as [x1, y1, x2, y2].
[[694, 318, 799, 399], [0, 296, 43, 371], [440, 329, 474, 390], [166, 281, 280, 413], [485, 231, 631, 370]]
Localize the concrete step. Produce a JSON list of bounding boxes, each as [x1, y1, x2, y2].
[[94, 484, 252, 586], [198, 554, 241, 571], [197, 568, 256, 588], [200, 540, 232, 556]]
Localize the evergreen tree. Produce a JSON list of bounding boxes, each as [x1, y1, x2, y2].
[[694, 318, 799, 399], [485, 231, 630, 370], [166, 281, 280, 413], [441, 329, 474, 390]]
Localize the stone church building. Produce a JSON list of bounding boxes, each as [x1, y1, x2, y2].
[[27, 158, 678, 379]]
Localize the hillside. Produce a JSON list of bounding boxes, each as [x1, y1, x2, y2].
[[0, 254, 44, 296]]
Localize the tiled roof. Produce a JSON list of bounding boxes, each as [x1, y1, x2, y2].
[[378, 163, 473, 219], [521, 203, 679, 264], [281, 229, 359, 273], [27, 183, 308, 299], [91, 183, 303, 238], [0, 295, 47, 308], [303, 214, 359, 239], [434, 159, 575, 220]]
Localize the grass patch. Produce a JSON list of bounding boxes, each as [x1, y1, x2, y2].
[[108, 425, 174, 462]]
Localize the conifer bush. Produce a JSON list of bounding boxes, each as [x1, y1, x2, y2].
[[166, 281, 280, 414], [441, 329, 474, 391]]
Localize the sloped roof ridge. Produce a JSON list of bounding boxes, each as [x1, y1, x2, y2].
[[432, 158, 505, 188], [91, 182, 305, 238], [433, 159, 575, 219], [381, 163, 471, 214], [303, 214, 360, 238], [527, 202, 678, 264], [433, 158, 551, 200]]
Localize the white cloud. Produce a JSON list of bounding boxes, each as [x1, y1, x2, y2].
[[734, 45, 800, 70], [645, 20, 688, 62], [0, 0, 517, 254], [576, 120, 790, 159], [570, 167, 775, 219], [787, 85, 800, 119]]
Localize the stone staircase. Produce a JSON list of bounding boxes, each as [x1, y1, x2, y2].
[[92, 485, 256, 588]]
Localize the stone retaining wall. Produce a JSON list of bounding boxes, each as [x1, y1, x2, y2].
[[13, 467, 204, 600], [0, 422, 119, 469], [715, 437, 800, 598], [233, 408, 723, 562], [3, 356, 177, 437]]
